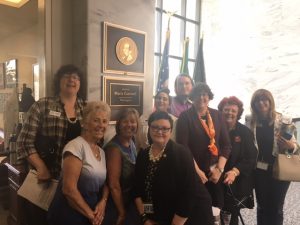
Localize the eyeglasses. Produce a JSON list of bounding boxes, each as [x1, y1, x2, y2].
[[150, 125, 171, 133], [62, 74, 80, 80]]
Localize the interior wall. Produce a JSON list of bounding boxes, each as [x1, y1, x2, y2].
[[85, 0, 155, 115]]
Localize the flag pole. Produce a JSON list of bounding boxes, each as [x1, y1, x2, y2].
[[156, 11, 175, 92]]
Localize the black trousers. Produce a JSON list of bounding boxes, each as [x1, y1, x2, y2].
[[23, 199, 49, 225], [255, 169, 290, 225]]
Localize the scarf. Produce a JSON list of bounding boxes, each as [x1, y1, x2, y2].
[[199, 111, 219, 156]]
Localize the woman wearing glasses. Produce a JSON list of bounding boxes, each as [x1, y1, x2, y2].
[[17, 64, 85, 225], [134, 111, 214, 225], [218, 96, 257, 225], [176, 82, 231, 224], [136, 88, 177, 150]]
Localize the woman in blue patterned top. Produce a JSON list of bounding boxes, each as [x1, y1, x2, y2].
[[103, 108, 140, 225], [48, 101, 111, 225]]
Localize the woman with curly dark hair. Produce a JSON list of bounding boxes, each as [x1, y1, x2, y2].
[[17, 64, 85, 225]]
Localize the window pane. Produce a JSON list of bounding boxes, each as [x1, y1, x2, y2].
[[188, 61, 195, 78], [169, 57, 181, 96], [155, 11, 162, 53], [186, 22, 197, 59], [186, 0, 197, 20], [162, 14, 183, 57], [163, 0, 182, 16], [153, 56, 161, 92], [155, 0, 162, 8]]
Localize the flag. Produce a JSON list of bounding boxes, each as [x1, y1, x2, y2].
[[180, 37, 189, 75], [193, 37, 206, 83], [156, 29, 170, 92]]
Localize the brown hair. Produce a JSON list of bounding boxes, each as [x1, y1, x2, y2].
[[189, 82, 214, 101], [115, 108, 139, 135], [250, 89, 276, 125], [218, 96, 244, 120]]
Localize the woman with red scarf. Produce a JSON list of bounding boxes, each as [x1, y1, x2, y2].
[[176, 82, 231, 224]]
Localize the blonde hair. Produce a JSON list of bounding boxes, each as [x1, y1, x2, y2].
[[82, 101, 111, 125], [250, 89, 276, 125]]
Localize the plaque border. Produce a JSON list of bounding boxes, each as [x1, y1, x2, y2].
[[103, 22, 146, 76]]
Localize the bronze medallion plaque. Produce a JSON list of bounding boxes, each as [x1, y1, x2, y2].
[[103, 22, 146, 75], [116, 37, 138, 65]]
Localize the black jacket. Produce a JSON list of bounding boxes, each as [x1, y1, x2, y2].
[[224, 122, 257, 209], [134, 140, 211, 223]]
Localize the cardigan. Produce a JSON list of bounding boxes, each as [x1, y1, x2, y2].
[[176, 106, 231, 173], [134, 140, 210, 223], [224, 122, 257, 209], [245, 112, 299, 157]]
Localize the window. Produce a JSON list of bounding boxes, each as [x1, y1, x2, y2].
[[154, 0, 201, 95]]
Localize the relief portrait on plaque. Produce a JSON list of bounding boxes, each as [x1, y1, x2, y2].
[[116, 37, 138, 66], [103, 22, 146, 76]]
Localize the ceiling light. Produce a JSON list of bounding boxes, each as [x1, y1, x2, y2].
[[0, 0, 29, 8]]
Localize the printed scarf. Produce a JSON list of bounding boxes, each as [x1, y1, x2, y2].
[[199, 111, 219, 156]]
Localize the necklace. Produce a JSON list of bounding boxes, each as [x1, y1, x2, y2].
[[149, 145, 166, 162], [90, 144, 100, 160], [67, 117, 78, 124]]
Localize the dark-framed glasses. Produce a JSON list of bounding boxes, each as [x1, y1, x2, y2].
[[62, 73, 80, 80], [150, 125, 171, 133]]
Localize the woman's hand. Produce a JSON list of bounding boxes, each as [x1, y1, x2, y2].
[[36, 164, 51, 181], [223, 170, 237, 185], [209, 167, 222, 184], [92, 198, 107, 225], [144, 220, 159, 225], [171, 214, 187, 225], [115, 213, 126, 225], [277, 136, 295, 151], [198, 169, 209, 183]]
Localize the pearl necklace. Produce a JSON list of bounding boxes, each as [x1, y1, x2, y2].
[[67, 117, 78, 124], [149, 145, 166, 162]]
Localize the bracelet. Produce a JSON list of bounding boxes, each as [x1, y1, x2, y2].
[[216, 167, 224, 173], [231, 168, 240, 176], [231, 170, 238, 177], [140, 213, 149, 224]]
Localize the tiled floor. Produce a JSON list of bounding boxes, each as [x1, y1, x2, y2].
[[241, 182, 300, 225], [0, 182, 299, 225]]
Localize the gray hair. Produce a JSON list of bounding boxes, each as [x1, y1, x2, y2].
[[82, 101, 111, 125]]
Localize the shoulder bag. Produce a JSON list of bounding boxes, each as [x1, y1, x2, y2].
[[273, 152, 300, 182]]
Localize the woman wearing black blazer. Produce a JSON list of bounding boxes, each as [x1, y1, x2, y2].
[[134, 111, 213, 225], [218, 96, 257, 225]]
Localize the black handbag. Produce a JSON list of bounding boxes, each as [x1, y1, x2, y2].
[[34, 133, 58, 170]]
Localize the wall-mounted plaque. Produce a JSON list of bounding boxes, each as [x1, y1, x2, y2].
[[102, 76, 144, 121], [5, 59, 17, 88], [103, 22, 146, 76], [0, 63, 4, 89]]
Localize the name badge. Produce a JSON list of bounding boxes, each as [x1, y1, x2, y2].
[[49, 110, 61, 117], [143, 203, 154, 214], [257, 161, 268, 171]]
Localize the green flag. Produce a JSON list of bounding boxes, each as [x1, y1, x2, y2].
[[180, 37, 189, 75]]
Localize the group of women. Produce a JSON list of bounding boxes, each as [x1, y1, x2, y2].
[[16, 65, 299, 225]]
